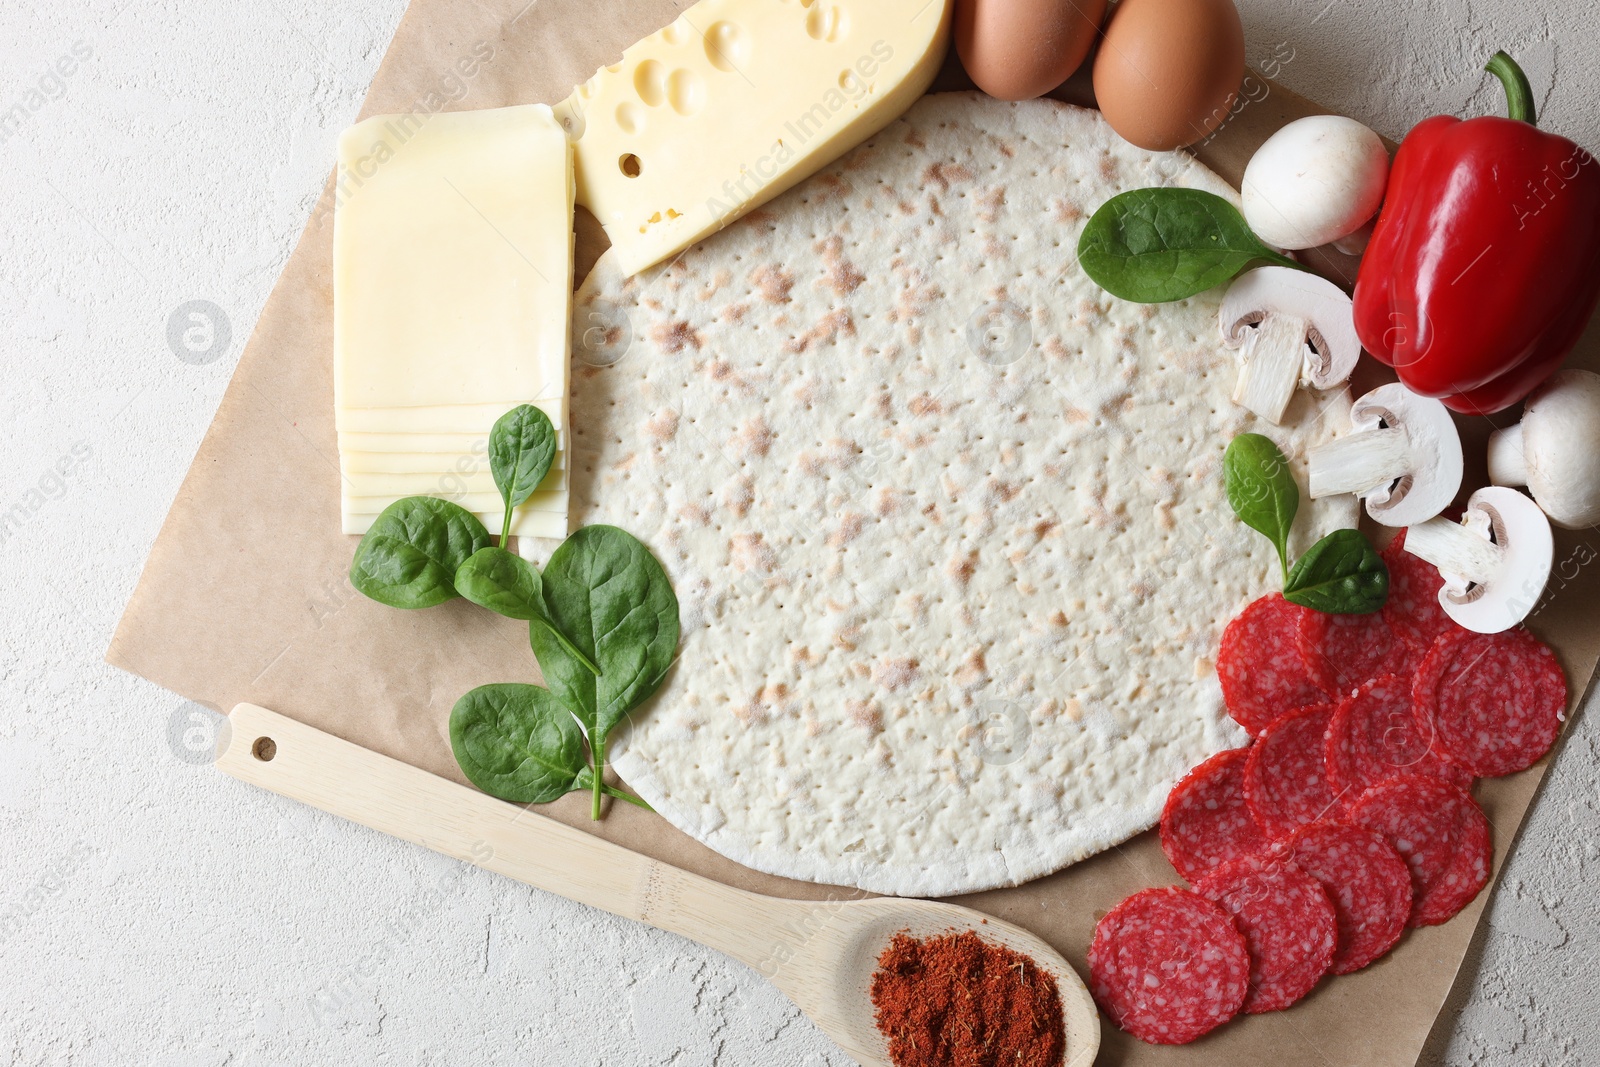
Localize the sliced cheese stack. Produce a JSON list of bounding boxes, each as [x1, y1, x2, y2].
[[333, 104, 574, 540]]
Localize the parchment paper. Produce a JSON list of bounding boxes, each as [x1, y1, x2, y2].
[[108, 1, 1600, 1063]]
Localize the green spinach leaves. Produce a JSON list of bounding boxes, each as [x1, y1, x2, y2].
[[450, 683, 589, 804], [449, 683, 650, 809], [1284, 528, 1389, 615], [529, 526, 680, 819], [349, 497, 490, 608], [1223, 434, 1388, 615], [456, 547, 601, 675], [489, 405, 558, 543], [347, 404, 678, 818], [1077, 189, 1308, 303], [1224, 433, 1300, 582]]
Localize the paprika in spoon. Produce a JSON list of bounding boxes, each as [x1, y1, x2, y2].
[[1353, 51, 1600, 415]]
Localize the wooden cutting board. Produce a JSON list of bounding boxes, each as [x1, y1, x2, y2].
[[107, 1, 1600, 1063]]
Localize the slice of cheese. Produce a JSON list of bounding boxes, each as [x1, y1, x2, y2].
[[338, 431, 565, 454], [344, 490, 570, 515], [334, 104, 573, 410], [335, 399, 565, 435], [343, 503, 569, 541], [552, 0, 952, 275], [341, 466, 568, 496], [339, 450, 568, 475]]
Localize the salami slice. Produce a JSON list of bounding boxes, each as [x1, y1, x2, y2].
[[1325, 673, 1471, 809], [1348, 775, 1492, 927], [1242, 703, 1339, 840], [1089, 887, 1251, 1044], [1381, 530, 1461, 651], [1195, 854, 1337, 1013], [1219, 595, 1331, 736], [1414, 628, 1567, 778], [1160, 748, 1269, 882], [1283, 820, 1412, 974], [1296, 609, 1413, 696]]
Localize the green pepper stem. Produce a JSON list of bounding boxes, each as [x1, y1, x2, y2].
[[1486, 51, 1537, 126]]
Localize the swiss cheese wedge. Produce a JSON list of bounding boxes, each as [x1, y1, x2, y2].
[[554, 0, 953, 275]]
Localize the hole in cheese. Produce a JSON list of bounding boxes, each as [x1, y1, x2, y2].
[[705, 21, 751, 72]]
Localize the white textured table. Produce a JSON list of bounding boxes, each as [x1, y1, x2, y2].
[[1, 1, 1595, 1063]]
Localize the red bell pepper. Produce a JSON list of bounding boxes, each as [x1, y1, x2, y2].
[[1353, 52, 1600, 415]]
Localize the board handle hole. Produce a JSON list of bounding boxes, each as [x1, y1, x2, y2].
[[252, 736, 277, 762]]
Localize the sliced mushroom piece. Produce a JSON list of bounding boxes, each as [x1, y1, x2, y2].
[[1487, 368, 1600, 529], [1403, 486, 1554, 634], [1220, 267, 1361, 425], [1308, 383, 1463, 527]]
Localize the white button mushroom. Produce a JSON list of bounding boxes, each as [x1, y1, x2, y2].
[[1403, 486, 1554, 634], [1241, 115, 1390, 251], [1487, 369, 1600, 530], [1219, 266, 1361, 425], [1308, 383, 1463, 527]]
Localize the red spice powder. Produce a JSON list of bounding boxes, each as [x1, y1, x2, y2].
[[870, 928, 1066, 1067]]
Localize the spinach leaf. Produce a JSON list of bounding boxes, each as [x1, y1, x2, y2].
[[349, 496, 490, 609], [529, 525, 680, 820], [456, 546, 546, 620], [1077, 188, 1306, 303], [1285, 529, 1389, 614], [490, 405, 558, 542], [530, 525, 680, 737], [456, 547, 601, 675], [449, 683, 587, 803], [1224, 434, 1299, 582]]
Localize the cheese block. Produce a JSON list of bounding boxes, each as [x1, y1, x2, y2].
[[343, 503, 568, 541], [334, 103, 574, 539], [552, 0, 952, 275], [339, 450, 567, 475], [335, 399, 565, 434], [333, 104, 573, 410]]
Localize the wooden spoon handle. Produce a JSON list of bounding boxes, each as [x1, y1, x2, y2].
[[217, 703, 663, 913], [215, 703, 797, 968]]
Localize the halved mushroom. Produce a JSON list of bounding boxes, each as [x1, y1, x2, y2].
[[1220, 267, 1361, 425], [1487, 369, 1600, 530], [1403, 486, 1554, 634], [1308, 383, 1463, 527]]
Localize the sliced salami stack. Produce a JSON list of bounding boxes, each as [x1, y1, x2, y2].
[[1093, 587, 1571, 1045]]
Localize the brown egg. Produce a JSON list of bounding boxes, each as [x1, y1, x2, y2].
[[1092, 0, 1245, 150], [956, 0, 1109, 102]]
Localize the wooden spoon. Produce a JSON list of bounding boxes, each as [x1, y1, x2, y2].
[[217, 703, 1100, 1066]]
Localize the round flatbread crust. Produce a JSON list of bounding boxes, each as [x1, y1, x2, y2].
[[569, 93, 1355, 895]]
